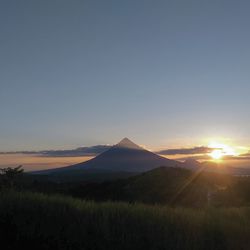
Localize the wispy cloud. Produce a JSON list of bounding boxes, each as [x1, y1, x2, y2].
[[0, 145, 111, 157], [223, 153, 250, 161], [241, 152, 250, 157], [175, 152, 250, 162], [156, 146, 214, 156], [1, 146, 249, 163]]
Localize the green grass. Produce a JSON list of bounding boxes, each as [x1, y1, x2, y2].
[[1, 191, 250, 250]]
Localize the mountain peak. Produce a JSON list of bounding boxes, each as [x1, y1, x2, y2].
[[116, 138, 142, 150]]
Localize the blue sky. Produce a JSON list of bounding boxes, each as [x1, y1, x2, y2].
[[1, 0, 250, 151]]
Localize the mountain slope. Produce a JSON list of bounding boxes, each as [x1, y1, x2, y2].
[[38, 138, 183, 175]]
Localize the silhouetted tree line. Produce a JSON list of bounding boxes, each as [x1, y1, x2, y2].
[[0, 165, 24, 189]]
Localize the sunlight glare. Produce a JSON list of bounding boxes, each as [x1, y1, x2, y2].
[[208, 141, 237, 160], [210, 149, 224, 160]]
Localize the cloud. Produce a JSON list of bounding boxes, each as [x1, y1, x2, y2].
[[2, 146, 249, 162], [176, 152, 250, 162], [0, 145, 216, 158], [0, 151, 38, 155], [156, 146, 214, 155], [41, 145, 111, 157], [223, 154, 250, 161], [0, 145, 112, 157], [241, 152, 250, 157]]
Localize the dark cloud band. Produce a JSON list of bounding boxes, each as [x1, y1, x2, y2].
[[156, 146, 214, 155], [0, 145, 111, 157]]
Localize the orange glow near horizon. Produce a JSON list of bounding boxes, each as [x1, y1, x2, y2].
[[0, 138, 249, 171], [209, 149, 224, 160], [0, 154, 93, 172], [207, 141, 243, 161]]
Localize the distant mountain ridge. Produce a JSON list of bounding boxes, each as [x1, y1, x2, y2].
[[35, 138, 185, 175], [32, 138, 250, 178]]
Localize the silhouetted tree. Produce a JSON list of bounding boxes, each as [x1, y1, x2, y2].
[[0, 165, 24, 189]]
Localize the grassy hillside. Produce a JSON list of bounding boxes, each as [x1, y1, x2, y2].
[[1, 190, 250, 250], [12, 166, 250, 207], [29, 169, 138, 182], [64, 167, 237, 207], [19, 166, 250, 207]]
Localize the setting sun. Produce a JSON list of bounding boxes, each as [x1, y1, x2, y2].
[[210, 149, 224, 160], [208, 142, 238, 160]]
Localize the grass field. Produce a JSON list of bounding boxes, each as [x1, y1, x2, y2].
[[1, 191, 250, 250]]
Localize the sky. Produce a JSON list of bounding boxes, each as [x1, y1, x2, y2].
[[1, 0, 250, 156]]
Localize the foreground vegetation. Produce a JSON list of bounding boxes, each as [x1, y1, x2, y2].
[[23, 167, 250, 207], [1, 190, 250, 250]]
